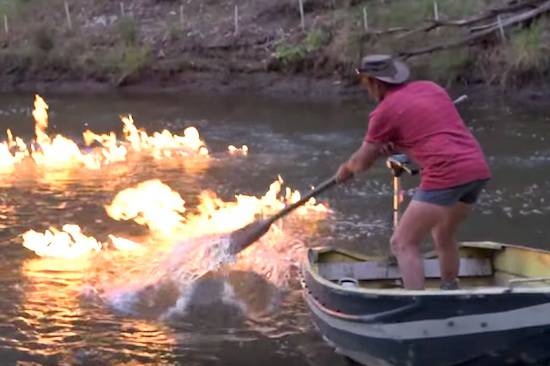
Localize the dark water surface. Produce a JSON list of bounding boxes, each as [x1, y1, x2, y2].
[[0, 90, 549, 365]]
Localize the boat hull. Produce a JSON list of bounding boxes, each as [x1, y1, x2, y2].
[[306, 294, 550, 366], [302, 245, 550, 366]]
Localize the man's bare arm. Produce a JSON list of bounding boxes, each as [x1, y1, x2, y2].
[[336, 141, 383, 182]]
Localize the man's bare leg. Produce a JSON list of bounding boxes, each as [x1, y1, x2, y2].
[[431, 202, 471, 283], [390, 200, 447, 290]]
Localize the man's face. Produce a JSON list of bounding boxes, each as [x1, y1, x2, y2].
[[358, 74, 380, 101]]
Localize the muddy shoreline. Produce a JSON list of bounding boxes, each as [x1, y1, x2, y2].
[[2, 71, 548, 107], [0, 71, 356, 99], [1, 0, 548, 104]]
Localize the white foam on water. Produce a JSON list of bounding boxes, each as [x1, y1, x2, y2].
[[81, 208, 326, 321], [94, 235, 239, 318], [220, 280, 249, 314]]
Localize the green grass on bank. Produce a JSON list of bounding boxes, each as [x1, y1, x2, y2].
[[323, 0, 550, 85], [0, 0, 548, 87], [505, 19, 550, 77]]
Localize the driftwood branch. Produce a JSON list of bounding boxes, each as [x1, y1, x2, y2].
[[398, 0, 550, 59], [360, 27, 409, 38], [434, 0, 542, 27], [393, 0, 545, 40], [359, 0, 546, 43]]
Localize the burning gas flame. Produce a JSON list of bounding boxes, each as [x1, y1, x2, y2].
[[105, 179, 187, 237], [84, 115, 209, 162], [22, 225, 103, 259], [107, 177, 327, 239], [0, 95, 249, 177], [33, 95, 50, 146], [0, 129, 29, 174], [22, 178, 328, 259], [22, 224, 141, 259], [120, 115, 209, 157], [228, 145, 248, 155], [20, 176, 329, 319]]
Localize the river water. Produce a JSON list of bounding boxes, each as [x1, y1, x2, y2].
[[0, 90, 549, 365]]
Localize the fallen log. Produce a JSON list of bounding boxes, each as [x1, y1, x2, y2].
[[398, 0, 550, 59], [394, 0, 544, 40]]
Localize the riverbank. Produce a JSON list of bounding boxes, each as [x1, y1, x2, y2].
[[0, 0, 549, 99]]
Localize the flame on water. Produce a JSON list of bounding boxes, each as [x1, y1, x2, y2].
[[119, 115, 209, 158], [109, 235, 143, 251], [0, 129, 28, 174], [27, 95, 102, 170], [0, 94, 248, 177], [228, 145, 248, 155], [33, 95, 50, 146], [82, 130, 128, 165], [21, 178, 330, 318], [22, 224, 103, 259], [12, 95, 325, 319], [22, 178, 328, 259], [106, 177, 327, 240], [105, 179, 187, 237], [22, 224, 141, 259]]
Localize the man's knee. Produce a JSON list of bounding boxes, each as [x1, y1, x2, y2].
[[390, 233, 407, 255]]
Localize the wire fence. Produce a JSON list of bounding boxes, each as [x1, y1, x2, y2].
[[0, 0, 387, 43], [0, 0, 490, 49]]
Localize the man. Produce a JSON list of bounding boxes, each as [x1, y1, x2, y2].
[[336, 55, 490, 290]]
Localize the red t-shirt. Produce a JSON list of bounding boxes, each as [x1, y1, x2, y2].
[[365, 81, 491, 190]]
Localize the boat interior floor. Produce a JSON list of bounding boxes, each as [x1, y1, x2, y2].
[[318, 251, 550, 290]]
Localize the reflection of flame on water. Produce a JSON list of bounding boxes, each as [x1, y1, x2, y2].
[[21, 178, 329, 318], [20, 256, 177, 361]]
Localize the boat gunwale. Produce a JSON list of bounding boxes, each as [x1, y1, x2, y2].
[[303, 241, 550, 297]]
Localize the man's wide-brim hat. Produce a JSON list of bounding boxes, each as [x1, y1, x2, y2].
[[356, 54, 410, 85]]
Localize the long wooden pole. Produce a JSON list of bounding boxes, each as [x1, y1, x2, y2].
[[363, 7, 368, 32]]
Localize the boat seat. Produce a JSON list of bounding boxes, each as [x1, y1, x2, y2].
[[318, 257, 493, 281]]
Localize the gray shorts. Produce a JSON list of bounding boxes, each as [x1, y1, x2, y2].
[[412, 179, 489, 207]]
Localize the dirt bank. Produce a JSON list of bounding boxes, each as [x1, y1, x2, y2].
[[0, 0, 549, 98]]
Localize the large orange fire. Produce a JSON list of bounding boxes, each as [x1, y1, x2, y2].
[[23, 178, 328, 259], [0, 95, 236, 175], [13, 95, 330, 318], [21, 177, 329, 318]]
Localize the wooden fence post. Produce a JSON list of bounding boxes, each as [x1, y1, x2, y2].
[[120, 2, 125, 17], [179, 5, 184, 30], [363, 7, 368, 32], [298, 0, 305, 31], [3, 14, 8, 37], [64, 1, 72, 30], [497, 15, 506, 41], [234, 5, 239, 35], [433, 1, 439, 34]]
